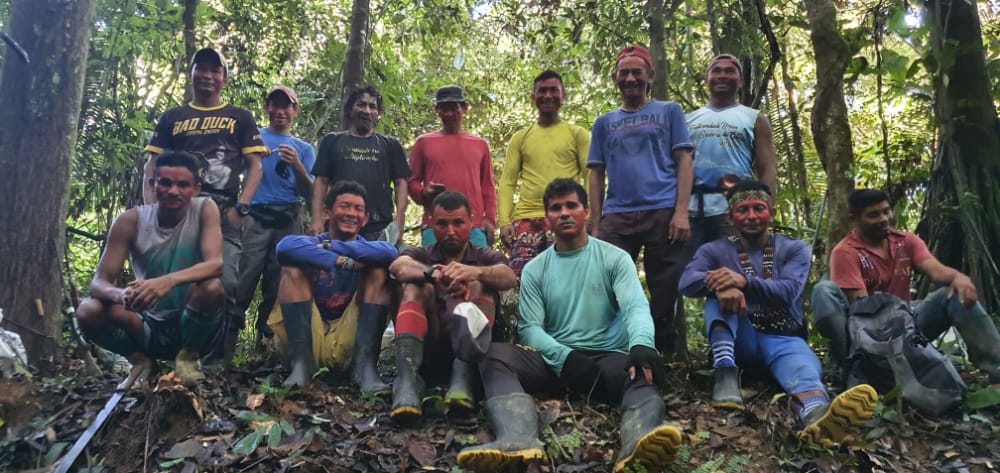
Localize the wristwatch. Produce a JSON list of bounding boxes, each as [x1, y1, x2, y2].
[[423, 265, 436, 283], [235, 202, 251, 216]]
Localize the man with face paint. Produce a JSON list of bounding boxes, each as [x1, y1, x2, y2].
[[458, 178, 681, 473], [143, 47, 269, 365], [388, 191, 517, 422], [685, 53, 776, 250], [588, 44, 695, 355], [812, 189, 1000, 383], [680, 180, 877, 446], [498, 70, 590, 275], [76, 152, 224, 386]]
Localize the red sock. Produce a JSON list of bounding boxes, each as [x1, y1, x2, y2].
[[395, 301, 428, 338]]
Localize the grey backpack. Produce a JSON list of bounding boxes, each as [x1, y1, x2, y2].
[[847, 292, 966, 416]]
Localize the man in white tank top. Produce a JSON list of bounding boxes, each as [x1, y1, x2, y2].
[[75, 151, 224, 386]]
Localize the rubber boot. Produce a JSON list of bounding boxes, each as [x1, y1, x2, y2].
[[391, 334, 425, 422], [951, 304, 1000, 383], [457, 393, 547, 471], [711, 366, 743, 410], [177, 306, 221, 382], [445, 359, 476, 413], [351, 304, 391, 394], [280, 302, 316, 388], [614, 392, 682, 472], [797, 384, 877, 447]]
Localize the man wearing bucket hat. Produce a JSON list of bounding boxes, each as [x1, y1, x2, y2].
[[143, 47, 268, 365], [408, 85, 497, 248]]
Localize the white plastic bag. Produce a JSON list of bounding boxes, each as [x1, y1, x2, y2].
[[0, 308, 30, 377]]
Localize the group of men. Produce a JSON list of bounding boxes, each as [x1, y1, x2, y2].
[[73, 44, 1000, 472]]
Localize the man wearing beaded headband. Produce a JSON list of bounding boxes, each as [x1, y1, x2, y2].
[[679, 180, 877, 446]]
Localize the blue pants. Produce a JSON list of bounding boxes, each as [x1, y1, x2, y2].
[[421, 226, 488, 248], [705, 298, 824, 395]]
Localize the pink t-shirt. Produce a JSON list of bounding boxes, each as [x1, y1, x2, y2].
[[407, 131, 497, 228], [829, 229, 933, 302]]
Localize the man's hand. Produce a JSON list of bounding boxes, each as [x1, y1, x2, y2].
[[482, 221, 496, 246], [627, 345, 664, 387], [276, 144, 302, 169], [668, 210, 690, 242], [948, 274, 979, 309], [590, 217, 601, 238], [307, 219, 324, 236], [123, 276, 175, 312], [705, 267, 747, 292], [438, 263, 482, 296], [499, 224, 515, 248], [225, 206, 244, 229], [421, 182, 446, 203], [716, 287, 747, 315]]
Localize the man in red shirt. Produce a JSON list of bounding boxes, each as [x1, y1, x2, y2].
[[407, 85, 497, 247], [812, 189, 1000, 383]]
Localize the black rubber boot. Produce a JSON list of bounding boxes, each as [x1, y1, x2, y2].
[[711, 366, 743, 410], [614, 392, 682, 472], [952, 308, 1000, 383], [457, 393, 547, 471], [445, 359, 476, 413], [391, 334, 425, 422], [351, 303, 391, 394], [280, 302, 316, 388]]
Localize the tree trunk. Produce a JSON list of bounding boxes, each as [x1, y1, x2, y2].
[[181, 0, 199, 103], [778, 41, 811, 227], [803, 0, 855, 252], [339, 0, 371, 131], [920, 0, 1000, 311], [646, 0, 669, 100], [0, 0, 95, 369]]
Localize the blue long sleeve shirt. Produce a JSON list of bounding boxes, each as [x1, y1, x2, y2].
[[518, 237, 656, 374], [679, 234, 811, 323]]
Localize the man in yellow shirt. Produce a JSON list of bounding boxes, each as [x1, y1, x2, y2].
[[497, 70, 590, 275]]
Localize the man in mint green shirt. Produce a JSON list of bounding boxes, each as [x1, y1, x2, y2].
[[458, 178, 682, 473]]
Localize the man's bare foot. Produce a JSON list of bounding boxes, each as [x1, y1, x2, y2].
[[174, 348, 205, 382], [122, 353, 153, 392]]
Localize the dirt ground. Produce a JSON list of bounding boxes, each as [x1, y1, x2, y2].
[[1, 350, 998, 473]]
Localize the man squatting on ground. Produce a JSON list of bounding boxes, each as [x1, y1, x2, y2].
[[458, 178, 682, 473], [679, 180, 878, 446], [497, 69, 590, 275], [76, 152, 224, 385], [234, 85, 315, 344], [309, 86, 410, 244], [811, 189, 1000, 383], [588, 44, 694, 355], [684, 53, 776, 249], [143, 47, 268, 363], [269, 181, 398, 389], [388, 191, 517, 421]]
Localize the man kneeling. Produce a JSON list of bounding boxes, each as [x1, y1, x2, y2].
[[75, 151, 224, 385], [459, 179, 681, 472], [679, 180, 877, 446], [271, 180, 398, 389]]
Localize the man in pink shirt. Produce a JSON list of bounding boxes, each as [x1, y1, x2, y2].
[[408, 85, 497, 247], [812, 188, 1000, 383]]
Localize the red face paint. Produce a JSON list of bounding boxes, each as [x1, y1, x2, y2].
[[431, 205, 472, 253]]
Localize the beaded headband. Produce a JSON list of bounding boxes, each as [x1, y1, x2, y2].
[[728, 189, 771, 208]]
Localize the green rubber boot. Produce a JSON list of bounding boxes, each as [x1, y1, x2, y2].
[[351, 304, 391, 394], [445, 359, 476, 413], [797, 384, 877, 447], [711, 366, 744, 410], [457, 393, 547, 471], [280, 302, 316, 388], [614, 392, 682, 472], [390, 334, 425, 422]]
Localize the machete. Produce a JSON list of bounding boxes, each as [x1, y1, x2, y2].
[[53, 374, 140, 473]]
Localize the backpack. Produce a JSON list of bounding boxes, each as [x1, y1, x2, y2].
[[846, 292, 966, 416]]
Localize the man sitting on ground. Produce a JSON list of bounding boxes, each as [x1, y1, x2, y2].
[[458, 178, 681, 473], [271, 180, 397, 389], [388, 191, 517, 421], [812, 188, 1000, 383], [75, 151, 224, 385], [679, 180, 877, 446]]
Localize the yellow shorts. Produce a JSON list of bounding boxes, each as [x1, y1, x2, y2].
[[267, 297, 359, 370]]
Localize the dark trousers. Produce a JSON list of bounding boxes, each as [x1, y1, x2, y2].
[[479, 343, 657, 408], [599, 208, 687, 354]]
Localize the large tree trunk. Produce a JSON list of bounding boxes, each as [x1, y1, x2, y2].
[[181, 0, 199, 103], [0, 0, 95, 369], [803, 0, 855, 253], [339, 0, 370, 131], [920, 0, 1000, 311]]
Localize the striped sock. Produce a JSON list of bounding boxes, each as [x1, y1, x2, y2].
[[395, 301, 428, 339], [796, 394, 829, 421], [710, 324, 736, 368]]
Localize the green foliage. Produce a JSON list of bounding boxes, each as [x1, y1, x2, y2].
[[233, 411, 296, 455], [964, 386, 1000, 410]]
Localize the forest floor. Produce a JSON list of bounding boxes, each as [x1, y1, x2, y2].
[[1, 340, 999, 473]]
